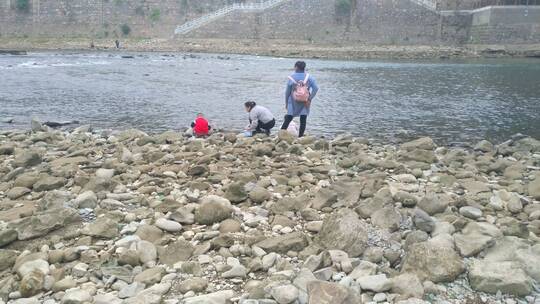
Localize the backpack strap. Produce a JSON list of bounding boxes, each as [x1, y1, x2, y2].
[[303, 73, 310, 84], [288, 76, 297, 83]]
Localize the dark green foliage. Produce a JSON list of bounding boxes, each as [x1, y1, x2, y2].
[[16, 0, 30, 12], [335, 0, 352, 16], [149, 8, 161, 22], [120, 24, 131, 36]]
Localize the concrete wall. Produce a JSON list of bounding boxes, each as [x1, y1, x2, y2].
[[469, 6, 540, 43]]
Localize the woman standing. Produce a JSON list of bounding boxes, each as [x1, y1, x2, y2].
[[244, 101, 276, 136], [281, 61, 319, 137]]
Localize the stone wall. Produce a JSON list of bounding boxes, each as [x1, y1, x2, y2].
[[185, 0, 472, 45], [469, 6, 540, 43]]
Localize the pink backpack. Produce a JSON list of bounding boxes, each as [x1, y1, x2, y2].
[[289, 74, 310, 103]]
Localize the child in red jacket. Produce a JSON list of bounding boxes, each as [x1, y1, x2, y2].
[[191, 113, 211, 137]]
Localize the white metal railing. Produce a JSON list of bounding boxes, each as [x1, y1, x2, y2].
[[409, 0, 439, 11], [175, 0, 289, 35]]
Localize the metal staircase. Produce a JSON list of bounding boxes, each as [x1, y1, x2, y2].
[[175, 0, 290, 35], [409, 0, 439, 11]]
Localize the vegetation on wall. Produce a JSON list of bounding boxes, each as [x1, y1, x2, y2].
[[15, 0, 30, 12], [120, 24, 131, 36], [335, 0, 352, 17], [149, 8, 161, 22]]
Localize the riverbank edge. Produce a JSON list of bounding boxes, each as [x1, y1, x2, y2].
[[1, 38, 540, 60]]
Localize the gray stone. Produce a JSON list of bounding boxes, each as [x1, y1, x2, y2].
[[33, 175, 66, 192], [221, 264, 247, 278], [134, 267, 165, 285], [9, 207, 80, 240], [158, 239, 195, 266], [225, 182, 248, 203], [13, 151, 42, 168], [6, 187, 31, 200], [469, 260, 532, 296], [357, 274, 392, 292], [0, 229, 18, 248], [19, 270, 44, 297], [52, 277, 77, 292], [155, 218, 182, 232], [391, 273, 425, 301], [61, 288, 92, 304], [81, 217, 119, 239], [255, 232, 309, 254], [73, 191, 98, 209], [307, 281, 360, 304], [271, 284, 299, 304], [401, 240, 465, 283], [182, 290, 235, 304], [459, 206, 483, 219], [413, 209, 435, 233], [417, 193, 450, 216], [529, 175, 540, 200], [194, 195, 233, 225], [318, 209, 368, 257], [371, 206, 401, 232], [249, 186, 271, 203], [177, 277, 208, 294]]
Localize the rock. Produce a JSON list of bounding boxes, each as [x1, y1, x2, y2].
[[188, 165, 207, 176], [249, 186, 271, 203], [73, 191, 98, 209], [357, 274, 392, 292], [474, 140, 494, 152], [454, 222, 501, 257], [222, 265, 247, 278], [219, 219, 241, 233], [224, 182, 248, 203], [459, 206, 483, 219], [0, 144, 15, 155], [0, 229, 18, 248], [253, 143, 273, 156], [52, 277, 77, 292], [134, 267, 165, 285], [194, 195, 233, 225], [401, 137, 435, 151], [391, 273, 425, 300], [61, 288, 92, 304], [0, 250, 18, 271], [413, 208, 435, 233], [16, 259, 49, 278], [170, 208, 195, 225], [401, 240, 465, 283], [81, 217, 118, 238], [255, 232, 309, 254], [177, 277, 208, 294], [182, 290, 235, 304], [318, 209, 368, 257], [417, 193, 450, 216], [529, 175, 540, 200], [278, 129, 295, 144], [137, 240, 157, 264], [311, 188, 338, 210], [136, 225, 163, 243], [469, 260, 532, 296], [307, 281, 360, 303], [158, 239, 194, 266], [155, 218, 182, 232], [13, 151, 41, 168], [19, 270, 44, 297], [119, 282, 145, 299], [271, 284, 299, 304], [33, 175, 65, 192], [9, 207, 80, 240], [371, 206, 401, 232], [6, 187, 31, 200]]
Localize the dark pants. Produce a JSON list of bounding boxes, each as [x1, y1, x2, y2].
[[281, 115, 307, 137], [254, 119, 276, 135]]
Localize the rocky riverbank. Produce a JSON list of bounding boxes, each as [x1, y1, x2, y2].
[[1, 123, 540, 304], [2, 38, 540, 60]]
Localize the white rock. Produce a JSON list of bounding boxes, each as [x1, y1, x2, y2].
[[155, 218, 182, 232]]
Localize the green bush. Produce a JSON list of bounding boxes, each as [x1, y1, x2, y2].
[[335, 0, 351, 17], [120, 24, 131, 36], [16, 0, 30, 12], [149, 8, 161, 22]]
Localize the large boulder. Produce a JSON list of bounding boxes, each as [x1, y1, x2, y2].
[[194, 195, 233, 225], [9, 208, 80, 240], [255, 232, 309, 254], [318, 209, 368, 257], [529, 174, 540, 200], [469, 260, 532, 296], [391, 273, 425, 300], [454, 222, 501, 257], [81, 217, 119, 239], [401, 239, 465, 283], [158, 239, 195, 266], [306, 281, 361, 304]]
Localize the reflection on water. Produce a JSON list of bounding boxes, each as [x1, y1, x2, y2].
[[0, 52, 539, 144]]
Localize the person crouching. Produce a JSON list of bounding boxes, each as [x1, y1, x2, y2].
[[191, 113, 211, 137], [244, 101, 275, 136]]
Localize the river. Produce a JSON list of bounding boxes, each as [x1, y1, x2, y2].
[[1, 51, 539, 144]]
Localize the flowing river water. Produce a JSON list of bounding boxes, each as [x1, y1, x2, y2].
[[1, 52, 539, 144]]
